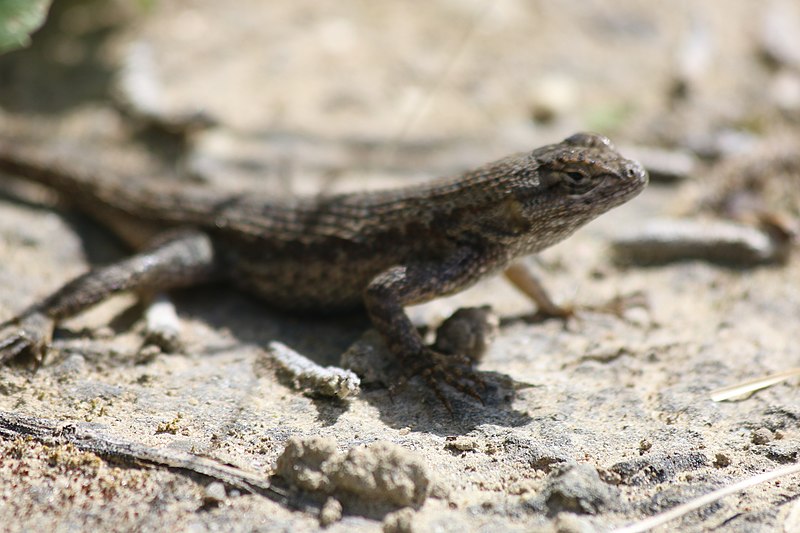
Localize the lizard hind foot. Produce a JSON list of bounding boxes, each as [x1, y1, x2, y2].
[[408, 349, 487, 412], [0, 311, 54, 366]]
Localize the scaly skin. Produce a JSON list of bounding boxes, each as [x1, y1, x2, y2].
[[0, 132, 647, 410]]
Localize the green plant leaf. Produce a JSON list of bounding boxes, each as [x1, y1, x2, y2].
[[0, 0, 53, 53]]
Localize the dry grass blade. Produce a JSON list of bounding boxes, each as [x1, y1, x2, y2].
[[613, 462, 800, 533], [710, 367, 800, 402]]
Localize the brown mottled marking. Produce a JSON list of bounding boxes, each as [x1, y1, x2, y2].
[[0, 133, 647, 410]]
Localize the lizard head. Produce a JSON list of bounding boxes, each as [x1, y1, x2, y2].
[[502, 132, 648, 253]]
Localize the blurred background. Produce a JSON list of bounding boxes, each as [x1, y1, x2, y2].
[[2, 0, 798, 197]]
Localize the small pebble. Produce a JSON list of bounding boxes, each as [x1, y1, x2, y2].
[[203, 481, 226, 505], [638, 439, 652, 454], [383, 508, 414, 533], [136, 344, 162, 364], [445, 436, 481, 452], [713, 453, 732, 468], [319, 497, 342, 526], [751, 428, 774, 445]]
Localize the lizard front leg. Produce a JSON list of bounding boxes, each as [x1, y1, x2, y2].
[[0, 229, 217, 364], [363, 246, 497, 411]]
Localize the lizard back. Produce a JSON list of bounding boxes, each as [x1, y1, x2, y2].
[[0, 134, 647, 311]]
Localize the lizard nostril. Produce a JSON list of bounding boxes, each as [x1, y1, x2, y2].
[[625, 161, 647, 183]]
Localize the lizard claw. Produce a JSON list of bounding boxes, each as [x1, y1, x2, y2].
[[408, 348, 486, 412], [0, 311, 54, 366]]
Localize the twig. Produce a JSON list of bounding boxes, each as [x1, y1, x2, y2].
[[268, 341, 360, 399], [613, 462, 800, 533], [0, 409, 294, 505], [710, 368, 800, 401]]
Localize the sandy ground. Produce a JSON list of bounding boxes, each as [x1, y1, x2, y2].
[[0, 1, 799, 531]]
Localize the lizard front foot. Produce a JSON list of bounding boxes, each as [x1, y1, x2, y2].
[[0, 311, 54, 365], [407, 348, 486, 412]]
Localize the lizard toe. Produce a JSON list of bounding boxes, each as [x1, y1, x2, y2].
[[420, 369, 454, 414], [0, 312, 53, 365], [408, 348, 486, 409]]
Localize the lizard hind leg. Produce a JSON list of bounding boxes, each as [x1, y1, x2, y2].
[[0, 229, 218, 365]]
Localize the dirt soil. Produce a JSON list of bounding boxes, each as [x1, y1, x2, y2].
[[1, 1, 799, 532]]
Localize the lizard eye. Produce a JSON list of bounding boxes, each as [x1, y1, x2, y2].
[[561, 170, 597, 194]]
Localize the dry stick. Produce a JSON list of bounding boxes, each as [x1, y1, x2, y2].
[[710, 367, 800, 402], [269, 341, 360, 399], [613, 462, 800, 533], [0, 409, 300, 506]]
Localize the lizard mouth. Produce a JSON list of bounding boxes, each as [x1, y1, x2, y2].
[[600, 158, 648, 209]]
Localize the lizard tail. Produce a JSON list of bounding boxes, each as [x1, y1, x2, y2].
[[0, 141, 102, 199]]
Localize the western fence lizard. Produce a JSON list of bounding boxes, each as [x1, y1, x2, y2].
[[0, 132, 647, 409]]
